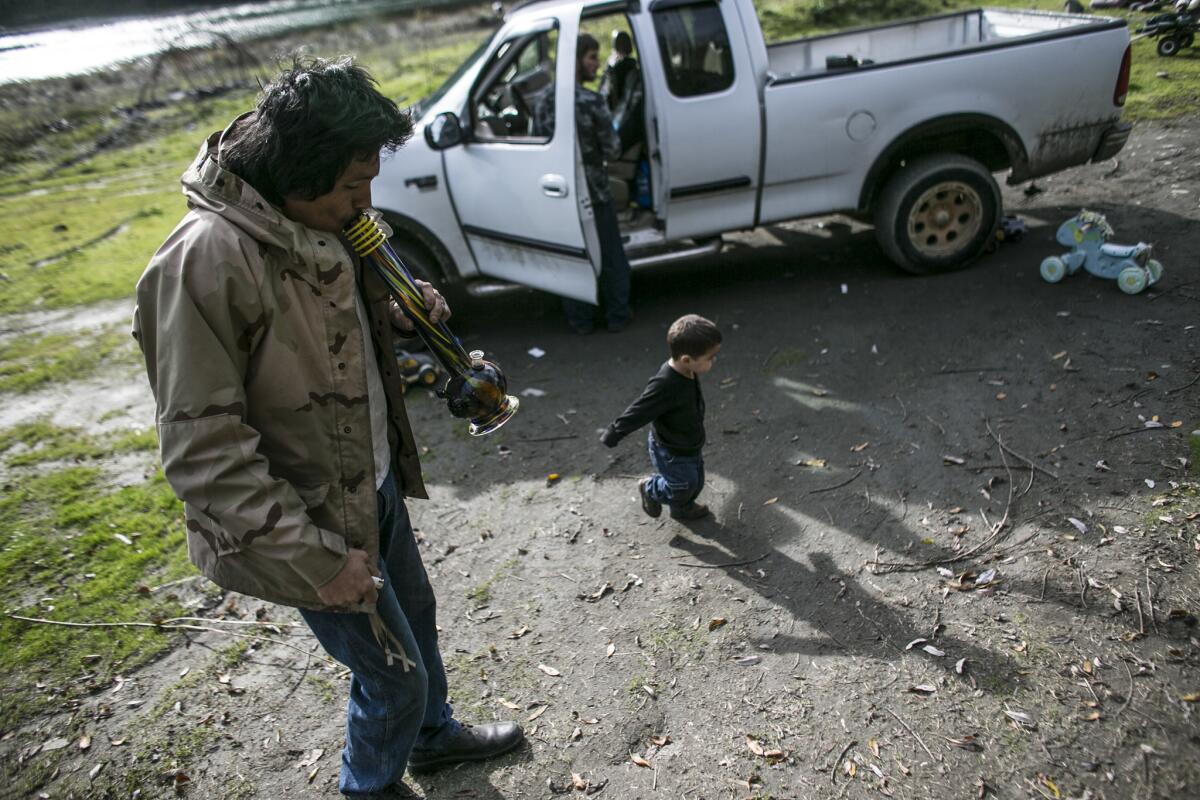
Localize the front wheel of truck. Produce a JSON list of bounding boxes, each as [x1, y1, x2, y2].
[[874, 153, 1001, 275]]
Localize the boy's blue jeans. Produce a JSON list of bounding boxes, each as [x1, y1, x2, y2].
[[299, 471, 457, 795], [645, 431, 705, 510]]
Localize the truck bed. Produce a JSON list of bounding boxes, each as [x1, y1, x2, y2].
[[766, 8, 1119, 80]]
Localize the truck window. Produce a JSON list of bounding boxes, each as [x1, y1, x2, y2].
[[471, 28, 559, 142], [651, 2, 734, 97]]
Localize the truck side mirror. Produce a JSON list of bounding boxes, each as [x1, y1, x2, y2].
[[425, 112, 466, 150]]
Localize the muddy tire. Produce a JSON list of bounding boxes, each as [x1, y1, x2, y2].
[[874, 153, 1002, 275], [387, 236, 443, 288]]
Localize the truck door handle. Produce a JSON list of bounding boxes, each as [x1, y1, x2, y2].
[[540, 174, 568, 198], [404, 175, 438, 189]]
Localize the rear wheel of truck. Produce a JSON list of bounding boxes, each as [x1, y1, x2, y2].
[[874, 153, 1001, 275]]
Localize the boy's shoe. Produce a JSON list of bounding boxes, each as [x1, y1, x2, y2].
[[638, 478, 662, 518], [408, 721, 524, 773], [670, 502, 709, 520]]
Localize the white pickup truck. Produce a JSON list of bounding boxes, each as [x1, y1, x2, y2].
[[373, 0, 1132, 303]]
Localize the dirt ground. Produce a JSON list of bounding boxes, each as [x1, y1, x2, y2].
[[3, 117, 1198, 800]]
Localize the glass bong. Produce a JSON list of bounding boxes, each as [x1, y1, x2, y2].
[[343, 211, 518, 436]]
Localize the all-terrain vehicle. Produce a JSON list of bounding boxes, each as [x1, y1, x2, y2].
[[1138, 11, 1198, 55]]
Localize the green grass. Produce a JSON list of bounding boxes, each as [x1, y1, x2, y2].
[[0, 465, 192, 733], [0, 419, 157, 467], [0, 325, 140, 394]]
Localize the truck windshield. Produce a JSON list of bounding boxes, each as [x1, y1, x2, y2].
[[411, 34, 496, 119]]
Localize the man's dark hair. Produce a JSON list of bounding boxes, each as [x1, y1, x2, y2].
[[668, 314, 722, 359], [612, 31, 632, 55], [220, 56, 412, 207], [577, 33, 600, 64]]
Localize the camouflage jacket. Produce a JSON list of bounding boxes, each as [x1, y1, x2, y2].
[[576, 85, 621, 205], [532, 85, 620, 204], [133, 121, 427, 612]]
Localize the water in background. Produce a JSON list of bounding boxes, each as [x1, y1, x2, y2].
[[0, 0, 462, 83]]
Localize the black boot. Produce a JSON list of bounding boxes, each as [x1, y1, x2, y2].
[[408, 722, 524, 773]]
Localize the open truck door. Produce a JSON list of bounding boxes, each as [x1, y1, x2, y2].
[[430, 12, 601, 304], [644, 0, 761, 239]]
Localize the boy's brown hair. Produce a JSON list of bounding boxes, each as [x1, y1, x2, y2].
[[667, 314, 722, 359]]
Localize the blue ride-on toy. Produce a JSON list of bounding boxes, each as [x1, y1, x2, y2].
[[1040, 210, 1163, 294]]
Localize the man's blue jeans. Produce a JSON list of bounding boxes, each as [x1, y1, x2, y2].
[[645, 431, 705, 511], [299, 471, 457, 794]]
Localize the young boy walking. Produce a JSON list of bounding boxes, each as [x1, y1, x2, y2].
[[600, 315, 722, 519]]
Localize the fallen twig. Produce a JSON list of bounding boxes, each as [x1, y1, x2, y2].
[[678, 553, 768, 570], [1039, 565, 1050, 601], [831, 739, 856, 784], [1118, 659, 1135, 717], [1135, 587, 1146, 634], [161, 616, 304, 628], [1145, 569, 1160, 635], [888, 709, 939, 762], [1163, 370, 1200, 395], [1108, 387, 1153, 408], [517, 434, 580, 443], [1106, 426, 1170, 442], [150, 575, 205, 593], [986, 420, 1058, 479], [935, 365, 1004, 375], [6, 613, 335, 667], [808, 470, 862, 495]]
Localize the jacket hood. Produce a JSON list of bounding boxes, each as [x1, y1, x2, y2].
[[180, 113, 318, 260]]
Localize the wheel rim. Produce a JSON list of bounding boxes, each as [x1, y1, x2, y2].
[[1041, 257, 1065, 283], [906, 181, 984, 259], [1119, 268, 1146, 294]]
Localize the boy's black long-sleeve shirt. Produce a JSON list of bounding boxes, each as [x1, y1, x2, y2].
[[601, 361, 705, 455]]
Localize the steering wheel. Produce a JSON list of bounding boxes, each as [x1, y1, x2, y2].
[[506, 84, 532, 121]]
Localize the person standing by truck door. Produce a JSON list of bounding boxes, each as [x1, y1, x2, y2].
[[564, 33, 633, 334]]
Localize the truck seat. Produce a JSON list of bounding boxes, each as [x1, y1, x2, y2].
[[607, 141, 644, 211]]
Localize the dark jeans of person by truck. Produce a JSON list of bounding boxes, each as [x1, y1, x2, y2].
[[563, 199, 632, 333]]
